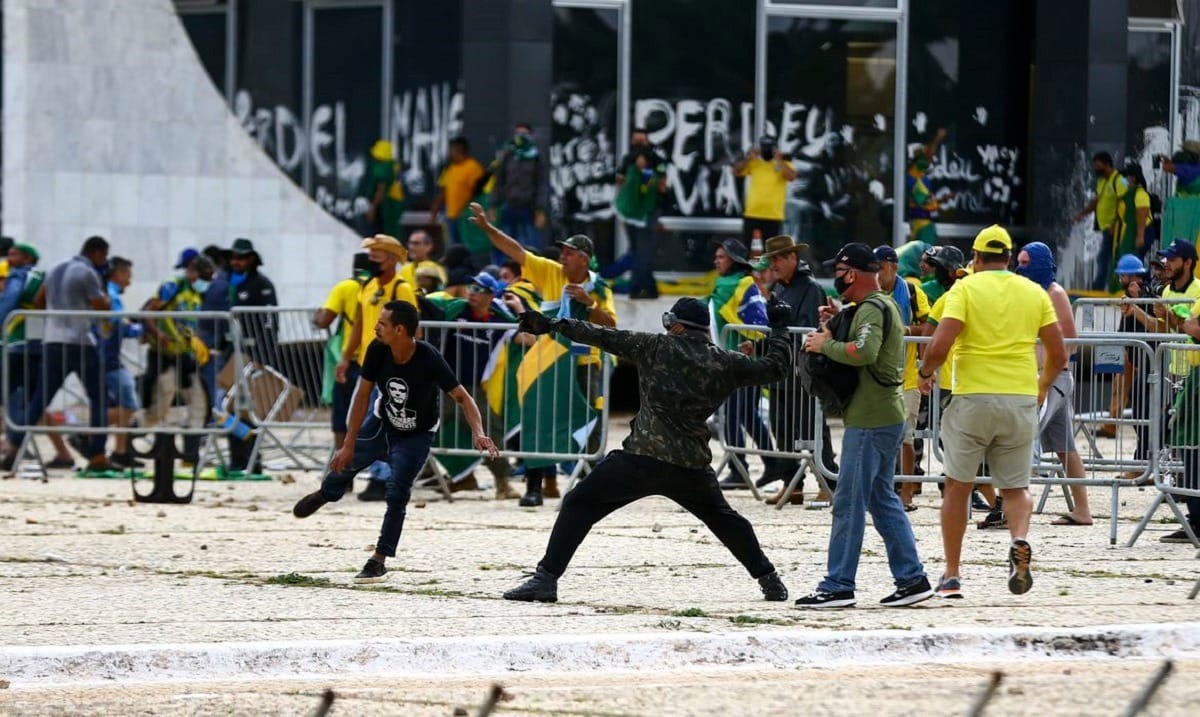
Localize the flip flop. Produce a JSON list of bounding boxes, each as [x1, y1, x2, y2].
[[904, 504, 918, 513], [1051, 514, 1093, 526]]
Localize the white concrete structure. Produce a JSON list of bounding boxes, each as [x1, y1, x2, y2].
[[1, 0, 358, 306]]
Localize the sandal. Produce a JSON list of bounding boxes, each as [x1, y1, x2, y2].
[[1051, 514, 1093, 526]]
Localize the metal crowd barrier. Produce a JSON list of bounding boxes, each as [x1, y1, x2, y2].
[[420, 319, 612, 492], [2, 309, 248, 501]]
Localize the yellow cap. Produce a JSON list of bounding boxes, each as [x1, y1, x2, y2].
[[370, 140, 395, 162], [972, 224, 1013, 254]]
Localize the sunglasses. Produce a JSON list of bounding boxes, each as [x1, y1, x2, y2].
[[467, 284, 492, 294], [370, 288, 385, 306]]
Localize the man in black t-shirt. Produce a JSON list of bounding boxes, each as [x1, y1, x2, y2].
[[293, 301, 498, 583]]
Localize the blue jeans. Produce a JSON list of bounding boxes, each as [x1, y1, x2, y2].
[[319, 412, 434, 557], [1094, 229, 1114, 291], [628, 219, 658, 296], [8, 342, 107, 458], [723, 384, 774, 460], [500, 205, 541, 251], [819, 423, 925, 593], [446, 217, 464, 247]]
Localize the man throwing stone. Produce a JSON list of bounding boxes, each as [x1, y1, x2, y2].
[[293, 301, 498, 582], [503, 297, 795, 603], [918, 226, 1067, 597], [795, 243, 933, 609]]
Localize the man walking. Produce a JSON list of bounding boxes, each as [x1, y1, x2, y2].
[[795, 244, 932, 608], [918, 226, 1067, 597], [293, 301, 498, 582], [613, 127, 670, 299], [1072, 152, 1129, 291], [501, 296, 794, 603]]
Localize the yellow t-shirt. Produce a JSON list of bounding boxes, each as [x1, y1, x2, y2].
[[522, 254, 618, 365], [1164, 278, 1200, 373], [939, 271, 1057, 396], [322, 278, 362, 354], [438, 158, 485, 218], [902, 278, 930, 391], [399, 260, 448, 288], [1095, 172, 1129, 231], [926, 294, 956, 389], [355, 273, 417, 365], [738, 157, 794, 221]]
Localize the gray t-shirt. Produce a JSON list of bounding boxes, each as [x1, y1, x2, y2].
[[43, 256, 106, 345]]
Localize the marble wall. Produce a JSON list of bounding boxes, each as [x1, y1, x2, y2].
[[2, 0, 359, 307]]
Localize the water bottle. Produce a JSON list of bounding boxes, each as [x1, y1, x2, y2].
[[212, 410, 255, 441], [750, 229, 764, 260]]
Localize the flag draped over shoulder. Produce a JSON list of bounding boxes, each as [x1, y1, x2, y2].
[[517, 333, 598, 469]]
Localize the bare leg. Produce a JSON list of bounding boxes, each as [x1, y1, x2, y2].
[[899, 444, 916, 506], [1059, 451, 1092, 523], [1001, 487, 1033, 541], [977, 484, 997, 506], [940, 478, 973, 578]]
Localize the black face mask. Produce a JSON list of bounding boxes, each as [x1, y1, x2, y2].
[[833, 273, 852, 296], [367, 260, 385, 277], [760, 142, 775, 157], [1094, 168, 1107, 178]]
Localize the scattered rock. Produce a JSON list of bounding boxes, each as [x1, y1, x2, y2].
[[200, 545, 208, 550], [43, 554, 67, 563], [25, 518, 38, 524], [689, 528, 698, 533], [652, 523, 663, 533], [279, 474, 296, 485], [171, 554, 183, 559], [414, 501, 427, 509], [453, 709, 468, 716], [161, 534, 170, 538], [156, 510, 166, 518], [102, 501, 112, 507], [0, 679, 9, 689], [247, 504, 259, 512]]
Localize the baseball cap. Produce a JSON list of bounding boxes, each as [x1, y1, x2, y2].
[[12, 242, 40, 262], [469, 271, 503, 294], [1158, 238, 1198, 262], [873, 245, 899, 264], [556, 234, 594, 256], [972, 225, 1013, 254], [716, 238, 752, 267], [823, 242, 881, 272], [175, 247, 199, 269], [1115, 254, 1147, 276], [664, 297, 710, 331]]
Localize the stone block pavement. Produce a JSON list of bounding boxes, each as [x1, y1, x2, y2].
[[1, 419, 1198, 715]]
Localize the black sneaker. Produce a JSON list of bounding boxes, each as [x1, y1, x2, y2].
[[354, 558, 388, 583], [757, 571, 788, 602], [1007, 539, 1033, 595], [292, 491, 328, 518], [971, 491, 992, 512], [794, 589, 856, 609], [718, 474, 750, 490], [880, 576, 934, 607], [518, 490, 543, 507], [977, 507, 1007, 530], [502, 567, 558, 602], [1159, 527, 1200, 544], [107, 452, 144, 469], [358, 480, 387, 502]]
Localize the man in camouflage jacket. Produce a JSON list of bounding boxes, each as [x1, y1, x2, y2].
[[502, 296, 794, 603]]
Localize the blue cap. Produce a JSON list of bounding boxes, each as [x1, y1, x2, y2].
[[1158, 238, 1198, 262], [175, 247, 199, 269], [873, 245, 899, 263], [469, 271, 504, 294], [1115, 254, 1147, 276]]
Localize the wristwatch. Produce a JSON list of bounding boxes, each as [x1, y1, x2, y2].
[[917, 362, 934, 380]]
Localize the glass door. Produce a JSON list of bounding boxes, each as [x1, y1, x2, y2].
[[1127, 19, 1179, 198]]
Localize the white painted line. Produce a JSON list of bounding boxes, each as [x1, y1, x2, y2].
[[2, 622, 1198, 687]]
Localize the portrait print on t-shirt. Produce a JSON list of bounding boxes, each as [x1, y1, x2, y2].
[[383, 377, 418, 430]]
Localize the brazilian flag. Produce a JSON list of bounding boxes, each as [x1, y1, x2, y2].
[[517, 334, 598, 470]]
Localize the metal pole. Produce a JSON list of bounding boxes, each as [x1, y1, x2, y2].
[[892, 0, 909, 246]]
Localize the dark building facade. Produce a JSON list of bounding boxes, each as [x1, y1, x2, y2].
[[174, 0, 1197, 286]]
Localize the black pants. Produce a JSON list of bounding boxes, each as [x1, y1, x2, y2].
[[537, 450, 775, 579], [742, 217, 782, 244], [769, 386, 837, 483]]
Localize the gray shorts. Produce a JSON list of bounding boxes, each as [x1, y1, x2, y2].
[[1038, 370, 1076, 454], [941, 394, 1038, 490]]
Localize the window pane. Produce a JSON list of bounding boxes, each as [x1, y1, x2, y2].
[[1127, 30, 1173, 195], [769, 0, 898, 7], [907, 0, 1033, 235], [180, 12, 227, 97], [767, 16, 896, 261], [550, 6, 619, 262]]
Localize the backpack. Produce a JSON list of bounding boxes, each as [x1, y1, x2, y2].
[[798, 297, 901, 418]]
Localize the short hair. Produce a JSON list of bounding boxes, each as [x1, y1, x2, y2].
[[188, 256, 215, 276], [631, 127, 648, 135], [976, 249, 1011, 265], [109, 256, 132, 272], [382, 300, 419, 336], [1092, 151, 1114, 166], [514, 122, 532, 132], [81, 235, 109, 255], [449, 135, 469, 152], [500, 259, 522, 277]]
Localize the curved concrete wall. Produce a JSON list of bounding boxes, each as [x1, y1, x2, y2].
[[1, 0, 358, 306]]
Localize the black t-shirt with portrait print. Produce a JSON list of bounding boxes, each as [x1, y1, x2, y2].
[[360, 340, 460, 434]]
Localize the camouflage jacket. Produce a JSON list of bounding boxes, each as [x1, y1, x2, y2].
[[552, 319, 793, 468]]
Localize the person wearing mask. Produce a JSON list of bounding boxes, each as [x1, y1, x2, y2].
[[337, 235, 418, 500], [1015, 243, 1091, 527], [489, 123, 548, 250], [743, 236, 837, 504], [1072, 152, 1129, 291], [919, 226, 1067, 598], [733, 137, 798, 248], [708, 239, 774, 489], [795, 243, 932, 608], [199, 245, 232, 406], [612, 128, 670, 299], [501, 297, 794, 603], [874, 245, 929, 510], [96, 256, 142, 468], [919, 245, 964, 305], [470, 203, 616, 506], [431, 136, 486, 248], [225, 238, 279, 473], [142, 256, 215, 465], [906, 128, 948, 244], [2, 236, 114, 472]]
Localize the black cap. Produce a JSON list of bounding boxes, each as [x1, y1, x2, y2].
[[556, 234, 595, 256], [446, 266, 473, 287], [716, 238, 752, 267], [666, 297, 710, 331], [823, 242, 881, 272], [1159, 238, 1198, 262]]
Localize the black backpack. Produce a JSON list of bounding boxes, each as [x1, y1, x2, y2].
[[799, 297, 901, 418]]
